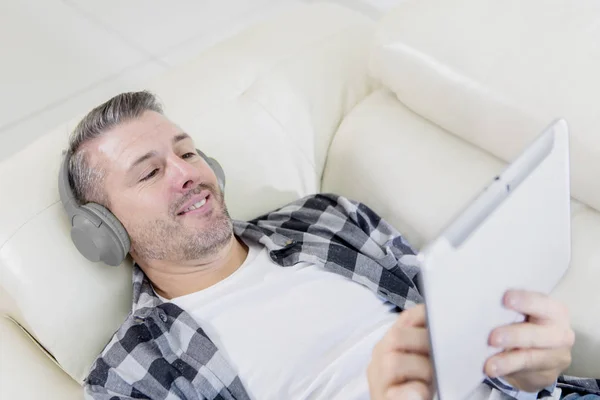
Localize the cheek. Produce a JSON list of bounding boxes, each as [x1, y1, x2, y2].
[[114, 189, 171, 227], [139, 190, 172, 217]]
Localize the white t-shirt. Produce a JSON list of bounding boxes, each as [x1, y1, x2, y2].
[[159, 240, 399, 400]]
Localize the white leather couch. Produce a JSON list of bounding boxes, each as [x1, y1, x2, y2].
[[1, 2, 599, 398]]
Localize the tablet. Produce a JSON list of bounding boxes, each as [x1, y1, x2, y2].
[[417, 119, 571, 400]]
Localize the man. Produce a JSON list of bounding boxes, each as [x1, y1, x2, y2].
[[67, 91, 596, 400]]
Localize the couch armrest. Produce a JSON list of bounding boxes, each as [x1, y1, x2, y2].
[[0, 316, 82, 400]]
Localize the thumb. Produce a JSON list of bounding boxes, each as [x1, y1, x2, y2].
[[396, 304, 427, 328]]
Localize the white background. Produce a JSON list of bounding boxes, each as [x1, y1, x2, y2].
[[0, 0, 404, 161]]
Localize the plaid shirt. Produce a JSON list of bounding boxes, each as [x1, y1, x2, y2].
[[84, 194, 599, 400]]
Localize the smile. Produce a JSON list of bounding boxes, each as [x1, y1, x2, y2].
[[182, 198, 206, 213], [177, 192, 212, 216]]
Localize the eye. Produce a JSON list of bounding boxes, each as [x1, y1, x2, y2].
[[182, 152, 196, 159], [140, 168, 159, 182]]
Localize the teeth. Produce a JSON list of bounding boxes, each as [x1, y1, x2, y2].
[[183, 198, 207, 213]]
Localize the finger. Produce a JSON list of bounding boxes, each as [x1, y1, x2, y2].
[[484, 348, 571, 378], [502, 369, 560, 392], [382, 326, 430, 354], [395, 304, 427, 328], [380, 352, 434, 387], [386, 381, 432, 400], [489, 322, 575, 349], [503, 290, 569, 323], [502, 368, 561, 392]]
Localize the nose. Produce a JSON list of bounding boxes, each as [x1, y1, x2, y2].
[[167, 154, 202, 192]]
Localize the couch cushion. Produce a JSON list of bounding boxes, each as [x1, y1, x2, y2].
[[0, 124, 134, 383], [324, 89, 506, 249], [369, 0, 600, 213], [322, 89, 600, 377], [146, 4, 378, 220], [0, 3, 375, 383]]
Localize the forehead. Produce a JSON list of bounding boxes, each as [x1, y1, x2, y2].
[[100, 111, 181, 154], [85, 111, 192, 175]]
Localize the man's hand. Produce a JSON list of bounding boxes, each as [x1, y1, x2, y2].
[[485, 290, 575, 392], [368, 304, 433, 400]]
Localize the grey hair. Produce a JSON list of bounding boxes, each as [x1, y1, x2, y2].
[[67, 91, 163, 207]]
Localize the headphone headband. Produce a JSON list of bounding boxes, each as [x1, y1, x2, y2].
[[58, 150, 84, 220]]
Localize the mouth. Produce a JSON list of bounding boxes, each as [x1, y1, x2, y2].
[[176, 191, 211, 216]]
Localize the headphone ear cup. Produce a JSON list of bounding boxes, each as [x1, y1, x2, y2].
[[206, 158, 226, 192], [60, 149, 129, 266], [74, 203, 130, 266]]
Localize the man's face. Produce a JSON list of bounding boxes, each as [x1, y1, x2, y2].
[[88, 111, 232, 263]]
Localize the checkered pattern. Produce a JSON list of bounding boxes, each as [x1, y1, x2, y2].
[[84, 194, 599, 399], [557, 376, 600, 397]]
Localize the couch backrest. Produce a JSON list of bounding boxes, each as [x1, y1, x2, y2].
[[369, 0, 600, 212], [0, 4, 376, 383]]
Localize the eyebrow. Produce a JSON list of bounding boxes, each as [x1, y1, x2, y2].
[[128, 151, 156, 173], [127, 133, 193, 172], [173, 132, 191, 144]]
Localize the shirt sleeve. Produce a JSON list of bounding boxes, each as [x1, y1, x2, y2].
[[84, 383, 145, 400]]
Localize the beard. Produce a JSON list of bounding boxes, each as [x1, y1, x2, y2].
[[128, 183, 233, 262]]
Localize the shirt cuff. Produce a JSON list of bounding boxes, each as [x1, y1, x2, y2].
[[485, 376, 558, 400]]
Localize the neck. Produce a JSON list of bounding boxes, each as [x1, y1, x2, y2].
[[135, 234, 249, 300]]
